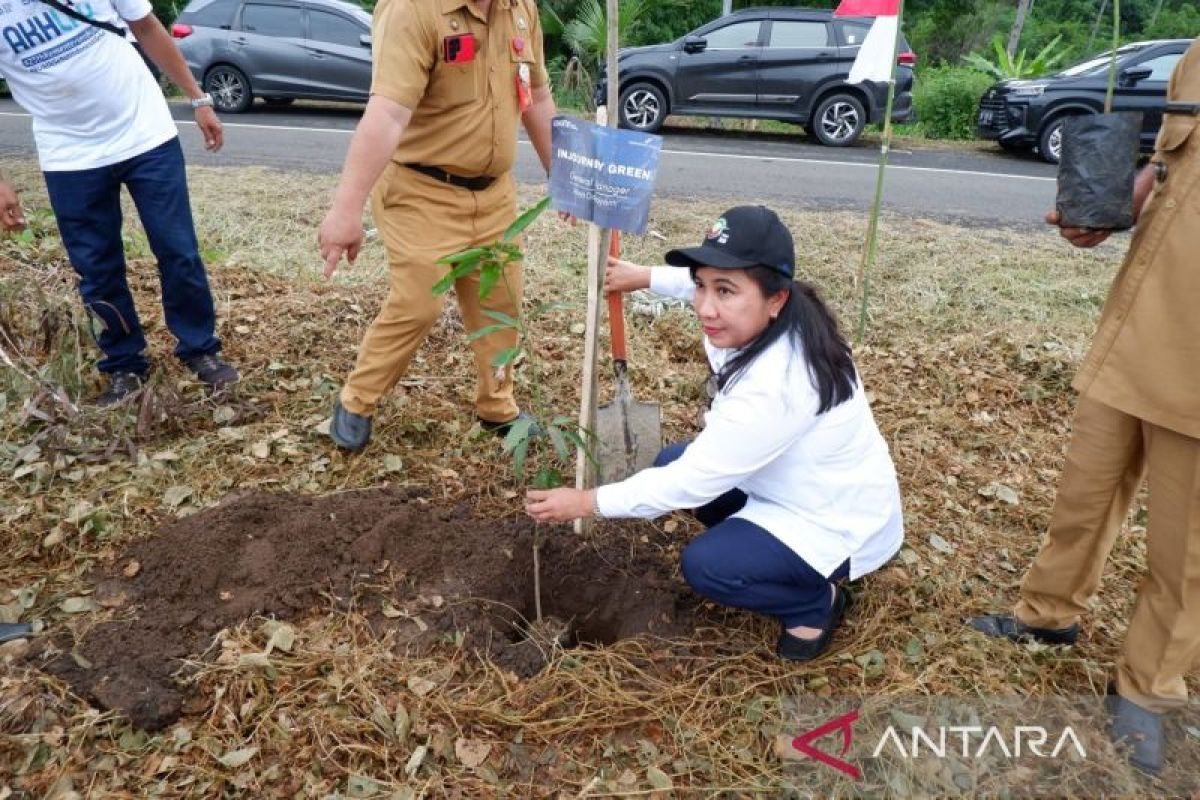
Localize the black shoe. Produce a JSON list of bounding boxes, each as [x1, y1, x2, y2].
[[1107, 693, 1163, 775], [0, 622, 33, 644], [183, 353, 239, 389], [95, 372, 144, 407], [776, 586, 851, 662], [330, 399, 372, 452], [478, 411, 543, 439], [968, 614, 1079, 645]]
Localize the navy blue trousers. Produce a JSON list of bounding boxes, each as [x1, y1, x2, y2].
[[44, 137, 220, 377], [656, 442, 849, 628]]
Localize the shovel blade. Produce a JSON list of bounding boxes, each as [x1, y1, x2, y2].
[[595, 393, 662, 484]]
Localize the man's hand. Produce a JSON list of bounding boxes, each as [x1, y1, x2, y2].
[[525, 487, 594, 523], [0, 181, 26, 233], [604, 256, 651, 293], [1044, 209, 1111, 248], [195, 106, 223, 152], [318, 207, 363, 278]]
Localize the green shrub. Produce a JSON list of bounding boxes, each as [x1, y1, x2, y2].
[[913, 66, 994, 140]]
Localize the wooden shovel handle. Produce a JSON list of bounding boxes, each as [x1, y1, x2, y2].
[[605, 231, 627, 361]]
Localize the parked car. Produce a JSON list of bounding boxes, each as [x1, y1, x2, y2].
[[977, 39, 1192, 164], [172, 0, 373, 113], [595, 7, 916, 147]]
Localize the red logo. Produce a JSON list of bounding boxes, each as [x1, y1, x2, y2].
[[791, 709, 861, 780]]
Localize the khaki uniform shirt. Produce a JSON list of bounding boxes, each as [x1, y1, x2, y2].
[[370, 0, 549, 178], [1073, 38, 1200, 440]]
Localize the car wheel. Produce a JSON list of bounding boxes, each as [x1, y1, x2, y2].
[[813, 93, 866, 147], [263, 97, 295, 107], [1038, 117, 1068, 165], [204, 65, 253, 114], [618, 82, 666, 133]]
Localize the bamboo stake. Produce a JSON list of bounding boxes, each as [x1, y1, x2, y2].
[[1103, 0, 1120, 113], [574, 0, 621, 535], [855, 0, 907, 344]]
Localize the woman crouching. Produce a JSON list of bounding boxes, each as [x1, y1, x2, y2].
[[526, 206, 903, 661]]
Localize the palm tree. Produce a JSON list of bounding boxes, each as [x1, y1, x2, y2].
[[563, 0, 649, 68]]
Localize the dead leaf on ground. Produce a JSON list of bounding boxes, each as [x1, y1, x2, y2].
[[455, 738, 491, 768]]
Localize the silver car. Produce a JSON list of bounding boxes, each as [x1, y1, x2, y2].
[[173, 0, 373, 113]]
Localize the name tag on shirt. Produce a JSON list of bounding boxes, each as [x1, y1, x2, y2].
[[442, 34, 476, 64]]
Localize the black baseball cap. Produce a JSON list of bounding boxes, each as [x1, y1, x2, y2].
[[664, 206, 794, 278]]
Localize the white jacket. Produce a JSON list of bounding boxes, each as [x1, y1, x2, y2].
[[595, 267, 904, 579]]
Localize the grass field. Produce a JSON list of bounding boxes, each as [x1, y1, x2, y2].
[[2, 157, 1194, 797]]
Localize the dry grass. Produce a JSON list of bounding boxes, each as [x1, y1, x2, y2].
[[0, 156, 1192, 797]]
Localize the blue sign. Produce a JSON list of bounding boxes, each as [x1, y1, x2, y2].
[[548, 116, 662, 235]]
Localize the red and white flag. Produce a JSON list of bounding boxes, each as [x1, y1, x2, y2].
[[834, 0, 901, 84]]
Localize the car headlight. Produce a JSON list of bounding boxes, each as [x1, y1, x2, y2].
[[1008, 84, 1047, 98]]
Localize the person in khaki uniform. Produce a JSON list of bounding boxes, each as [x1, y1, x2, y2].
[[971, 38, 1200, 775], [318, 0, 558, 450]]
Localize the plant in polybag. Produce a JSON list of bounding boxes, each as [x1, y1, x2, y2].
[[1056, 0, 1142, 230]]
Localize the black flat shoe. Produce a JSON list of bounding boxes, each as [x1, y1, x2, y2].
[[776, 586, 851, 662], [330, 399, 372, 452], [968, 614, 1079, 645]]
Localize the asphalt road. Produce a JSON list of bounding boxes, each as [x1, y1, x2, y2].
[[0, 98, 1059, 227]]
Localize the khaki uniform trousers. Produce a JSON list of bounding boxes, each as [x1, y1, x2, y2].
[[340, 164, 522, 423], [1015, 395, 1200, 713]]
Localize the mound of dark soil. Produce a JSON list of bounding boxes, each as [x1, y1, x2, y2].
[[36, 488, 697, 730]]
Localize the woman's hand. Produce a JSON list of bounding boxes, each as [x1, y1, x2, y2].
[[604, 256, 651, 293], [525, 488, 594, 523]]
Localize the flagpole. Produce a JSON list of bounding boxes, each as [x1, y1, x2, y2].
[[855, 0, 906, 344]]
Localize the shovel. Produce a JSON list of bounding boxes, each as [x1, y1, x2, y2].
[[596, 232, 662, 483]]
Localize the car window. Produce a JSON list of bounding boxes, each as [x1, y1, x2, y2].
[[1055, 44, 1149, 77], [180, 0, 239, 26], [1134, 52, 1182, 81], [702, 21, 761, 49], [838, 21, 870, 46], [768, 21, 830, 48], [308, 9, 364, 46], [241, 3, 303, 37]]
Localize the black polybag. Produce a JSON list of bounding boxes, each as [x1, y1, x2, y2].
[[1056, 112, 1143, 230]]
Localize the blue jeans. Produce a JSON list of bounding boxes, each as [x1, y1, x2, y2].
[[655, 441, 850, 628], [43, 137, 219, 376]]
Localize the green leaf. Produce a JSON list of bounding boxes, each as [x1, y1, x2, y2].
[[478, 263, 502, 299], [467, 324, 512, 342], [491, 347, 521, 368], [432, 259, 484, 296], [512, 436, 531, 477], [435, 246, 488, 266], [547, 424, 570, 461], [482, 309, 519, 327], [501, 196, 550, 242], [561, 429, 599, 468], [532, 467, 563, 489], [501, 416, 535, 455]]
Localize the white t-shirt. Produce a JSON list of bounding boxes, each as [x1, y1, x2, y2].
[[0, 0, 177, 170], [596, 266, 905, 580]]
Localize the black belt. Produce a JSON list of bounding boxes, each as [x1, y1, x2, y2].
[[1164, 102, 1200, 115], [405, 163, 495, 191]]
